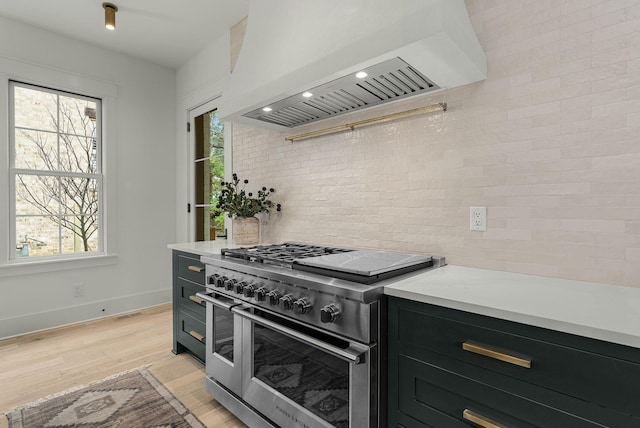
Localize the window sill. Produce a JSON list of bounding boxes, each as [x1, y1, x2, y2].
[[0, 254, 118, 278]]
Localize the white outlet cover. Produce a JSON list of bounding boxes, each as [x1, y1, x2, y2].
[[470, 206, 487, 231]]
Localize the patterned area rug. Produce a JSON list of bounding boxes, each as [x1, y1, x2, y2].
[[4, 367, 204, 428]]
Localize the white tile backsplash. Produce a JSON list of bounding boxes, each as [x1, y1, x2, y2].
[[231, 0, 640, 287]]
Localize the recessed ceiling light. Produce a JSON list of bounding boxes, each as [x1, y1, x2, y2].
[[302, 92, 313, 98], [262, 107, 272, 112], [355, 71, 368, 79]]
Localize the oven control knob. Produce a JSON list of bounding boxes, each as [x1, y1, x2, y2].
[[214, 275, 225, 288], [235, 281, 247, 294], [293, 298, 312, 315], [207, 274, 216, 285], [243, 284, 255, 298], [279, 294, 294, 311], [267, 291, 281, 305], [255, 287, 268, 301], [224, 278, 236, 291], [320, 304, 341, 323]]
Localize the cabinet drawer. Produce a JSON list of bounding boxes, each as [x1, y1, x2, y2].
[[396, 406, 463, 428], [176, 277, 206, 318], [177, 310, 206, 362], [176, 253, 205, 284], [394, 301, 640, 416], [398, 353, 638, 428], [396, 411, 447, 428]]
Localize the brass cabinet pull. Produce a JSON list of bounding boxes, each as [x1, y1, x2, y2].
[[462, 341, 531, 369], [188, 295, 204, 305], [188, 265, 203, 273], [463, 409, 507, 428], [189, 330, 205, 342]]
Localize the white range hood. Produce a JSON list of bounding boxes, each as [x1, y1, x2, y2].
[[219, 0, 486, 130]]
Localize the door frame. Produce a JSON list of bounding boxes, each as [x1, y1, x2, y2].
[[187, 98, 233, 241]]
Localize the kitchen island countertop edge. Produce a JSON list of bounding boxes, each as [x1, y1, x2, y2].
[[384, 265, 640, 349]]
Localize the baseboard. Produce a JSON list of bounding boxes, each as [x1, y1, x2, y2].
[[0, 289, 171, 339]]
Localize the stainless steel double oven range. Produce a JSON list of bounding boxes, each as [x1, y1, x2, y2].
[[196, 243, 445, 428]]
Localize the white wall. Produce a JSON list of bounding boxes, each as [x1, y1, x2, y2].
[[0, 16, 177, 338], [173, 1, 639, 292], [230, 0, 640, 288]]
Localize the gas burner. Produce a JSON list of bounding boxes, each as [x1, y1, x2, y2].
[[221, 242, 353, 267]]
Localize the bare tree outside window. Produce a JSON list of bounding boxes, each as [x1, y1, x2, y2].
[[12, 82, 102, 257]]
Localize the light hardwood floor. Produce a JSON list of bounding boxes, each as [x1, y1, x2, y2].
[[0, 303, 246, 428]]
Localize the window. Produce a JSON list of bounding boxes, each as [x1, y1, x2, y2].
[[9, 81, 103, 259], [191, 104, 225, 241]]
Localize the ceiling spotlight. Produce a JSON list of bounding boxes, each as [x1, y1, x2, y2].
[[302, 92, 313, 98], [355, 71, 368, 79], [262, 107, 273, 112], [102, 2, 118, 31]]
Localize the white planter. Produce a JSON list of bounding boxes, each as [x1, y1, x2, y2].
[[233, 217, 259, 245]]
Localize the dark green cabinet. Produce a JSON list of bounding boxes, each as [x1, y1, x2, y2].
[[388, 297, 640, 428], [172, 250, 206, 363]]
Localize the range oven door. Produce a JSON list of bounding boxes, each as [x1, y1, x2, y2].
[[196, 291, 243, 397], [232, 306, 376, 428]]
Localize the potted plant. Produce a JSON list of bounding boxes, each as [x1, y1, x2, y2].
[[215, 173, 281, 245]]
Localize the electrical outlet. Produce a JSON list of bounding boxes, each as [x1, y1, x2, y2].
[[73, 284, 84, 298], [470, 206, 487, 231]]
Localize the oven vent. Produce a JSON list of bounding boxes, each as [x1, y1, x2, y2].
[[242, 57, 439, 128]]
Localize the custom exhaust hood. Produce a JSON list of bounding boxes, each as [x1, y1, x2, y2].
[[218, 0, 486, 130]]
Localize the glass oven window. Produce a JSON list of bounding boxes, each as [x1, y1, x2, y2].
[[213, 302, 234, 362], [253, 322, 350, 427]]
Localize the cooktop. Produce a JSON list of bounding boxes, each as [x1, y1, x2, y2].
[[221, 243, 434, 284]]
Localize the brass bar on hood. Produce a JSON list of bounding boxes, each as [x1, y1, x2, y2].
[[284, 102, 446, 142]]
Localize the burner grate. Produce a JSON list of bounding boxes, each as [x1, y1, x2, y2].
[[221, 243, 353, 267]]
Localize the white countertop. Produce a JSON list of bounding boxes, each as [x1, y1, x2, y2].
[[385, 265, 640, 349], [168, 240, 260, 257]]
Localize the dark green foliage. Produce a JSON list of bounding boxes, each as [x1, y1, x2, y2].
[[215, 173, 282, 218]]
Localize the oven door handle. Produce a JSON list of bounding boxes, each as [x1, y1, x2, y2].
[[231, 306, 369, 364], [195, 292, 239, 311]]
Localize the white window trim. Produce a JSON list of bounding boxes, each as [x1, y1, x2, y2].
[[0, 58, 118, 275]]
